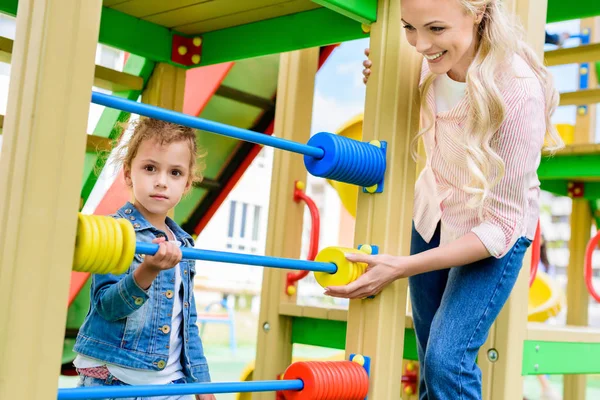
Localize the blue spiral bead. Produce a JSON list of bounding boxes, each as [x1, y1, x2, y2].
[[303, 132, 386, 187]]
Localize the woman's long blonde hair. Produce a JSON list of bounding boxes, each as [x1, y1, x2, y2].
[[413, 0, 564, 216]]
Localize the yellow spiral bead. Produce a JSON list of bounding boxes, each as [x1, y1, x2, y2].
[[313, 246, 368, 288], [73, 214, 137, 275]]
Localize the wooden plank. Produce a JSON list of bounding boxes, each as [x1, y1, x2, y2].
[[94, 64, 144, 92], [0, 0, 101, 398], [544, 42, 600, 66], [559, 88, 600, 106], [110, 0, 207, 17], [527, 323, 600, 343], [0, 34, 142, 91], [344, 0, 421, 398], [147, 0, 318, 32], [253, 48, 318, 400], [196, 7, 368, 67], [311, 0, 376, 24]]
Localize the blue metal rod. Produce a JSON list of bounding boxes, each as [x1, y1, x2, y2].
[[135, 243, 337, 273], [91, 91, 325, 159], [57, 379, 304, 399]]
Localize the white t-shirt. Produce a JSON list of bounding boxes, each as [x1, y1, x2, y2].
[[75, 227, 185, 385], [433, 72, 467, 113]]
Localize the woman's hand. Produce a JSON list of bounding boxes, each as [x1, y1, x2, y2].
[[323, 252, 406, 299], [196, 394, 216, 400], [362, 48, 371, 84]]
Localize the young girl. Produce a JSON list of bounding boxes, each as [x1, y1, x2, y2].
[[325, 0, 564, 398], [73, 118, 216, 400]]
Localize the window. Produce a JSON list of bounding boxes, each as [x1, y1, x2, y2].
[[227, 201, 236, 238], [252, 206, 261, 241], [240, 203, 248, 238]]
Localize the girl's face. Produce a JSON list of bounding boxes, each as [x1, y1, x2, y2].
[[124, 138, 191, 219], [401, 0, 482, 81]]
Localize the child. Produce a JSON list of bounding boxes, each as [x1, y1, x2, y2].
[[73, 118, 216, 400], [325, 0, 564, 399]]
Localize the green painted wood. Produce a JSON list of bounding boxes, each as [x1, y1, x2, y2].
[[522, 340, 600, 375], [538, 153, 600, 181], [547, 0, 600, 23], [199, 8, 368, 67], [80, 56, 155, 204], [290, 316, 419, 360], [0, 1, 177, 65], [311, 0, 377, 24]]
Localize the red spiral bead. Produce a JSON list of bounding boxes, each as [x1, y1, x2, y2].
[[281, 360, 369, 400]]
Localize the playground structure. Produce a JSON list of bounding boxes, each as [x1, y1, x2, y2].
[[0, 1, 600, 400]]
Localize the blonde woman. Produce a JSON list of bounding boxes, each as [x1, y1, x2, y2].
[[324, 0, 563, 398]]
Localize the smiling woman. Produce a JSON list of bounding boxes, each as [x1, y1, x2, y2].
[[327, 0, 566, 399]]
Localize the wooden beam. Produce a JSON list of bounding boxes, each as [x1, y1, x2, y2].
[[559, 88, 600, 106], [214, 85, 275, 110], [344, 0, 422, 398], [527, 323, 600, 343], [545, 42, 600, 66], [0, 0, 101, 398], [0, 114, 113, 153], [0, 35, 143, 92], [311, 0, 377, 24], [253, 48, 318, 400]]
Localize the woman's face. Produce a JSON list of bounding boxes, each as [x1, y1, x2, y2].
[[401, 0, 482, 81]]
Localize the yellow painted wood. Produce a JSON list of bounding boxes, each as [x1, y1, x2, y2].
[[559, 88, 600, 106], [544, 42, 600, 66], [253, 48, 318, 400], [527, 323, 600, 342], [94, 64, 144, 92], [564, 199, 592, 400], [171, 1, 320, 34], [479, 1, 548, 399], [140, 62, 187, 220], [0, 113, 113, 152], [0, 1, 102, 399], [0, 35, 142, 92], [0, 35, 12, 64], [344, 1, 422, 398], [573, 18, 599, 145], [110, 0, 208, 17]]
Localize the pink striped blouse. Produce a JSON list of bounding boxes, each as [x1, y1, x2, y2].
[[413, 55, 545, 258]]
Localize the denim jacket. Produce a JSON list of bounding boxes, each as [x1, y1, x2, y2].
[[73, 202, 211, 383]]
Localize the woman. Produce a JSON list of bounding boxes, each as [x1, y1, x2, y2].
[[324, 0, 563, 398]]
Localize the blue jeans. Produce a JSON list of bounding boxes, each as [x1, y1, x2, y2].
[[408, 223, 531, 400], [77, 375, 194, 400]]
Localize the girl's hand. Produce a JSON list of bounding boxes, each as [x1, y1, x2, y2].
[[143, 237, 182, 272], [134, 237, 182, 290], [362, 48, 371, 84], [323, 252, 406, 299], [196, 394, 216, 400]]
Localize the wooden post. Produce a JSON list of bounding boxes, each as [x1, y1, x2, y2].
[[478, 0, 548, 399], [562, 17, 598, 399], [573, 18, 599, 145], [0, 1, 102, 399], [253, 48, 319, 399], [140, 62, 187, 219], [564, 200, 592, 399], [344, 0, 422, 398]]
